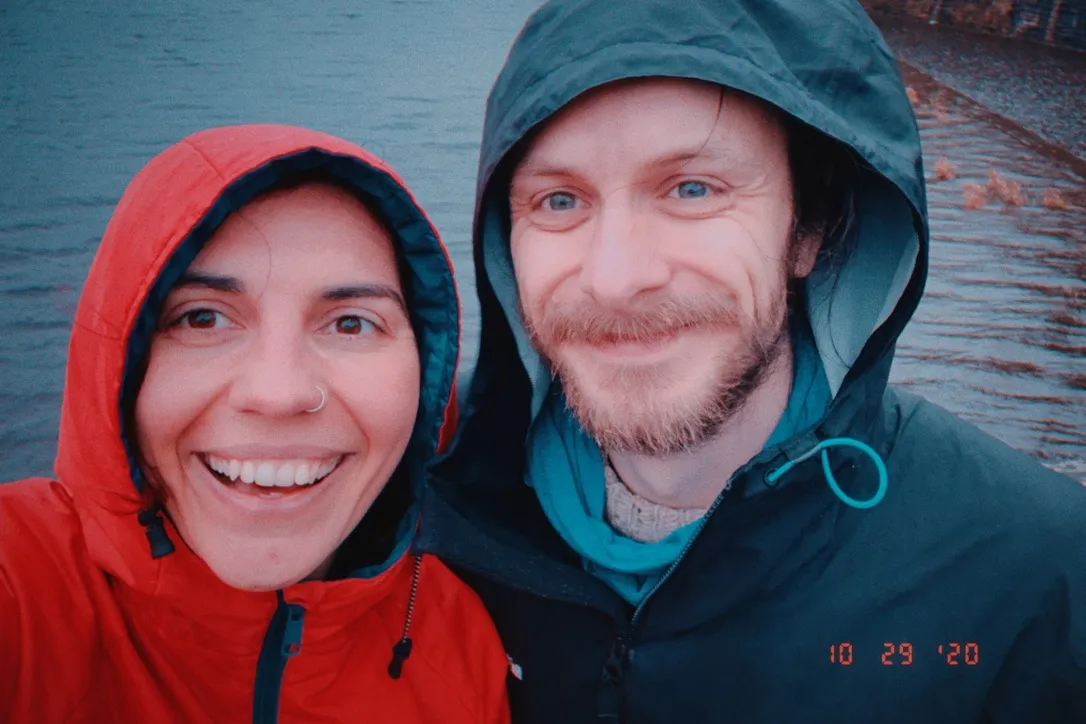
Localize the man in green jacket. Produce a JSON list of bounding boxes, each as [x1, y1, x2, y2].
[[420, 0, 1086, 720]]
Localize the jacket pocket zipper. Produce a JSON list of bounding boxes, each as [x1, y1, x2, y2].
[[252, 590, 306, 724]]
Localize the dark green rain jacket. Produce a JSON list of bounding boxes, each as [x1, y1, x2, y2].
[[418, 0, 1086, 721]]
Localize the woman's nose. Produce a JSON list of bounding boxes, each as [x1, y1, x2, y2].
[[227, 330, 321, 417]]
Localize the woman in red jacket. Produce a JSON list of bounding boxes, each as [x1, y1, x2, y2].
[[0, 124, 510, 723]]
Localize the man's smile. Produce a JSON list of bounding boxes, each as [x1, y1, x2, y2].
[[573, 330, 683, 361]]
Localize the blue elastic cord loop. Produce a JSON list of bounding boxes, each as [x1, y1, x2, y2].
[[766, 437, 888, 509]]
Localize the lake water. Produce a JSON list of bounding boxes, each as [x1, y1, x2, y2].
[[1, 0, 1083, 482]]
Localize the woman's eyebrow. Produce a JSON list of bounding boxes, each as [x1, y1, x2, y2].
[[174, 272, 243, 293], [322, 283, 407, 315]]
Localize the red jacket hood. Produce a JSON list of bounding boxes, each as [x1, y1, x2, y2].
[[55, 124, 461, 593]]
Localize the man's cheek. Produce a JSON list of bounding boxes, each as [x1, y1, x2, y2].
[[515, 272, 549, 319]]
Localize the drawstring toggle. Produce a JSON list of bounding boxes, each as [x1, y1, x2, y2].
[[137, 506, 176, 559]]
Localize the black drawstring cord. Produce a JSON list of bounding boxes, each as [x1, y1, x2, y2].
[[387, 555, 423, 680], [137, 505, 175, 559]]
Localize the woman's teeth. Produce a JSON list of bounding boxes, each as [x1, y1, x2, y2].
[[203, 455, 342, 488]]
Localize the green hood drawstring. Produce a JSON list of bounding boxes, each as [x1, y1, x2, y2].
[[767, 437, 889, 509]]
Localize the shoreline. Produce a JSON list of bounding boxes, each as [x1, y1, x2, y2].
[[862, 0, 1086, 52], [868, 9, 1086, 160]]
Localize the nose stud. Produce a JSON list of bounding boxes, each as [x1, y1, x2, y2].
[[305, 385, 327, 414]]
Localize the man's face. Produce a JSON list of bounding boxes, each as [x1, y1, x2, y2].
[[136, 183, 420, 590], [508, 78, 820, 455]]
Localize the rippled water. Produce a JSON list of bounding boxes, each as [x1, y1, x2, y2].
[[892, 66, 1085, 480], [0, 0, 538, 478], [1, 2, 1083, 481]]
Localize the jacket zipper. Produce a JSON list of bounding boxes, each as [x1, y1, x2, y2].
[[388, 554, 423, 679], [628, 453, 783, 628], [597, 464, 760, 718], [626, 425, 836, 628], [629, 491, 727, 629], [253, 590, 306, 724]]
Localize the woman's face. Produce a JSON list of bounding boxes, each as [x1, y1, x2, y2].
[[136, 183, 421, 591]]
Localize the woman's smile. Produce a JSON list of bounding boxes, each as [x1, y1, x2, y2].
[[200, 453, 345, 490], [190, 448, 354, 514]]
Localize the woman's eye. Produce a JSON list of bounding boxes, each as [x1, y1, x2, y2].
[[541, 191, 578, 212], [175, 309, 229, 329], [331, 315, 378, 336], [672, 181, 711, 200]]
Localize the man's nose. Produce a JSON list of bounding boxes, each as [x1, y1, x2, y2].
[[228, 328, 321, 417], [578, 196, 670, 307]]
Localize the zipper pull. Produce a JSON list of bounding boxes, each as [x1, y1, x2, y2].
[[137, 506, 175, 559], [280, 604, 306, 658], [387, 639, 413, 680], [387, 556, 423, 680]]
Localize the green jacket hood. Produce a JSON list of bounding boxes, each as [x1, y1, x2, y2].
[[465, 0, 929, 436]]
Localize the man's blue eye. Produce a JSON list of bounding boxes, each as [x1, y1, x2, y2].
[[675, 181, 709, 199], [544, 192, 578, 211]]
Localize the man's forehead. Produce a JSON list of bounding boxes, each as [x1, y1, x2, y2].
[[513, 78, 780, 177]]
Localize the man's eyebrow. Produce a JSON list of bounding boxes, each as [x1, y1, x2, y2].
[[322, 283, 408, 315], [513, 145, 746, 183], [173, 272, 244, 293], [645, 145, 746, 169], [510, 159, 581, 186]]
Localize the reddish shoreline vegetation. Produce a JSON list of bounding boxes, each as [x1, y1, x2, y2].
[[863, 0, 1086, 50]]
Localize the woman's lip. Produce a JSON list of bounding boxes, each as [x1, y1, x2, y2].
[[199, 444, 348, 459]]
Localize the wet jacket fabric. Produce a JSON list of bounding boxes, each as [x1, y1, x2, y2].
[[0, 125, 510, 723], [418, 1, 1086, 721]]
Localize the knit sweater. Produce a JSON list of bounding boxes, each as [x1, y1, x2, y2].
[[603, 462, 708, 543]]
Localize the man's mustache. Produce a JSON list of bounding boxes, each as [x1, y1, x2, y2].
[[527, 293, 744, 345]]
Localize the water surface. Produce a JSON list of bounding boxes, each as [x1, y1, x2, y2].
[[1, 2, 1082, 481]]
